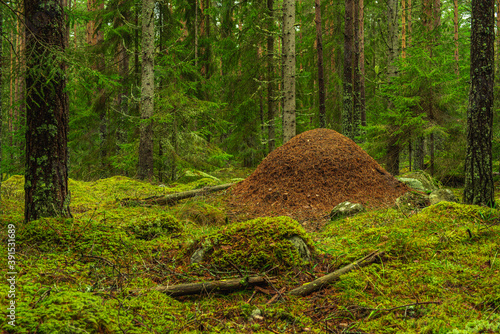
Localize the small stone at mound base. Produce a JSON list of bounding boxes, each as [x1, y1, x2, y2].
[[330, 201, 365, 219], [286, 235, 311, 261], [429, 189, 457, 205]]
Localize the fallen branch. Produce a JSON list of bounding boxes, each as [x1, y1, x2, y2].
[[122, 183, 236, 206], [288, 250, 384, 296], [129, 276, 273, 297]]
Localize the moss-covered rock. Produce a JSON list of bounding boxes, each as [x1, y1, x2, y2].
[[190, 216, 313, 270], [400, 170, 440, 192]]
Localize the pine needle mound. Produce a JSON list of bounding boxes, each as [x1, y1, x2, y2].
[[229, 128, 409, 222]]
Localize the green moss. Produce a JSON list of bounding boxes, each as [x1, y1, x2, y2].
[[194, 216, 313, 271], [175, 201, 226, 226], [127, 213, 182, 240]]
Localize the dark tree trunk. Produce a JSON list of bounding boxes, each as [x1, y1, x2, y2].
[[315, 0, 326, 128], [267, 0, 276, 152], [0, 9, 3, 201], [464, 0, 495, 206], [414, 136, 424, 170], [342, 0, 354, 139], [24, 0, 71, 221]]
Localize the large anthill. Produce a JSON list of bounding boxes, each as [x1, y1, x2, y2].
[[228, 128, 409, 223]]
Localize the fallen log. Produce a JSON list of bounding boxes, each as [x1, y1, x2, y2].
[[129, 276, 273, 297], [122, 182, 236, 206], [288, 250, 384, 297]]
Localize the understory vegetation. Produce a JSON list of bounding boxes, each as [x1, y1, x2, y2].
[[1, 171, 499, 333]]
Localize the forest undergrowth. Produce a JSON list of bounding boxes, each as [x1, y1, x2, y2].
[[1, 169, 500, 333]]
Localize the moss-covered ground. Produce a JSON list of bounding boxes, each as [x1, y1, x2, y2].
[[1, 170, 499, 333]]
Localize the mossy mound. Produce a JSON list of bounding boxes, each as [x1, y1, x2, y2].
[[176, 202, 226, 226], [324, 201, 499, 261], [192, 216, 313, 271], [126, 213, 182, 240], [229, 128, 409, 222]]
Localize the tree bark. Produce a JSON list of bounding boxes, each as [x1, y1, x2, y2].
[[315, 0, 326, 128], [267, 0, 276, 152], [138, 0, 155, 181], [342, 0, 354, 139], [282, 0, 296, 143], [354, 0, 365, 131], [0, 9, 3, 201], [385, 0, 400, 175], [24, 0, 71, 221], [464, 0, 495, 207], [454, 0, 459, 75]]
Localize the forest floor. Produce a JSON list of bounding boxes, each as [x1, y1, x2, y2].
[[1, 168, 500, 334]]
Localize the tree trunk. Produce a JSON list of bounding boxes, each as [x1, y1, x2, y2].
[[385, 0, 400, 175], [0, 9, 3, 201], [315, 0, 326, 128], [267, 0, 276, 152], [87, 0, 107, 167], [282, 0, 296, 143], [414, 136, 425, 170], [464, 0, 495, 207], [24, 0, 71, 221], [402, 0, 406, 59], [138, 0, 155, 180], [358, 0, 365, 128], [454, 0, 459, 75], [314, 0, 326, 128], [342, 0, 354, 139], [353, 0, 365, 132]]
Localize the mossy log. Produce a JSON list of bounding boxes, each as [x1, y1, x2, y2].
[[122, 183, 236, 206], [288, 250, 384, 296], [129, 276, 273, 297]]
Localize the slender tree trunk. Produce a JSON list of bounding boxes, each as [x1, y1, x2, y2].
[[315, 0, 326, 128], [454, 0, 459, 75], [0, 9, 3, 201], [138, 0, 155, 180], [385, 0, 400, 175], [414, 137, 425, 170], [342, 0, 354, 139], [358, 0, 365, 127], [24, 0, 71, 221], [195, 0, 198, 68], [463, 0, 495, 207], [267, 0, 276, 152], [402, 0, 406, 59], [282, 0, 296, 143], [354, 0, 365, 131]]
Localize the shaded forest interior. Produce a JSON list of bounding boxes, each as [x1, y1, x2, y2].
[[1, 0, 498, 186]]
